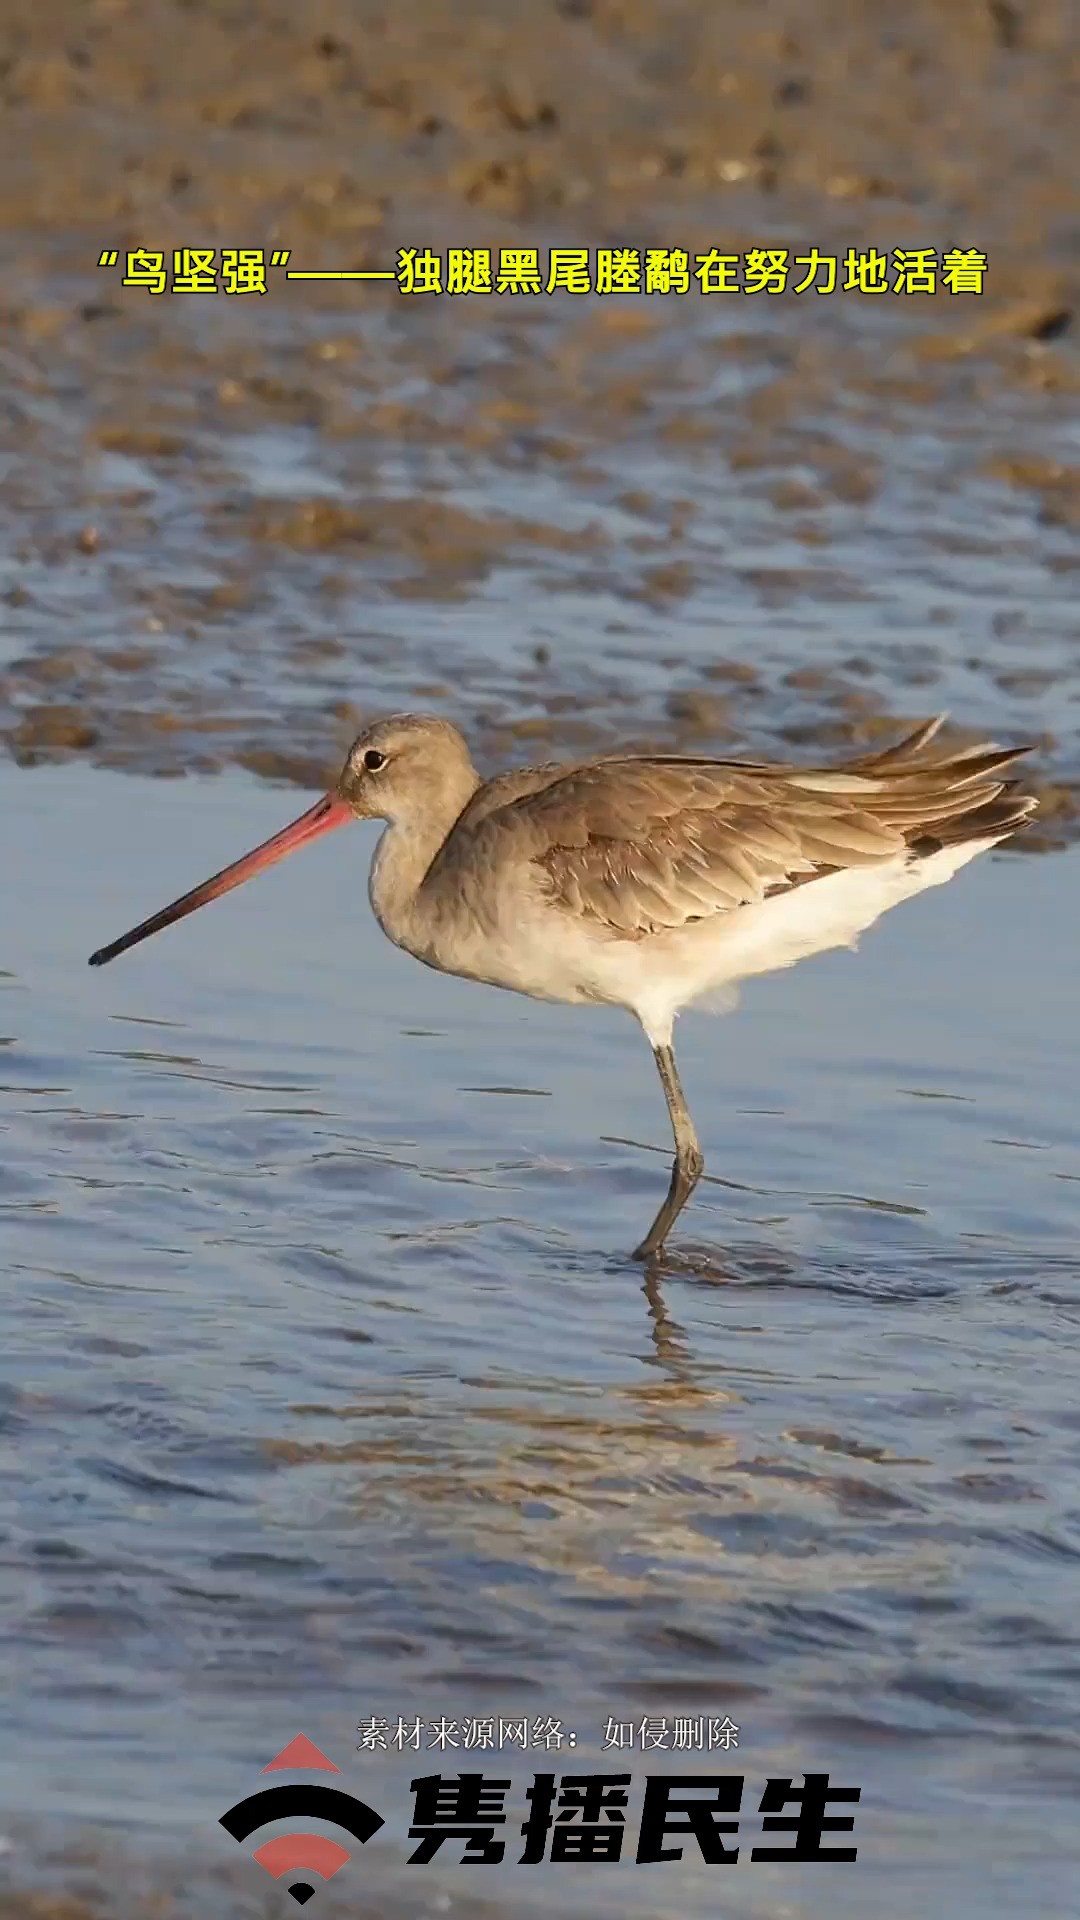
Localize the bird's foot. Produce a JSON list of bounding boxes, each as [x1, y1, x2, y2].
[[631, 1144, 704, 1261]]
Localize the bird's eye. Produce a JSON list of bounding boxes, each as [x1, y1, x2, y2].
[[363, 749, 386, 772]]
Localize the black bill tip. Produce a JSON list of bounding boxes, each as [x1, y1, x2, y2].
[[88, 930, 141, 967]]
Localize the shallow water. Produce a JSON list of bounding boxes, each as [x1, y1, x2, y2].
[[2, 758, 1078, 1915]]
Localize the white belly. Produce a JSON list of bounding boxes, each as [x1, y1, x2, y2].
[[381, 836, 1005, 1049], [566, 838, 1002, 1047]]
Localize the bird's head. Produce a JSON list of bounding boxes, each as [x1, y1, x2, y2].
[[87, 712, 478, 969], [335, 714, 479, 827]]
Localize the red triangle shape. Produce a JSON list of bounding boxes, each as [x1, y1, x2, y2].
[[261, 1733, 341, 1774]]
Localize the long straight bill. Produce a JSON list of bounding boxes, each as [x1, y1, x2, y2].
[[88, 792, 354, 967]]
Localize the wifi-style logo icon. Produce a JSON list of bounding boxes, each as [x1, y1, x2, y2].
[[219, 1734, 385, 1906]]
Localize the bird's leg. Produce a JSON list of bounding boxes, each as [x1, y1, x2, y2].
[[632, 1042, 705, 1260]]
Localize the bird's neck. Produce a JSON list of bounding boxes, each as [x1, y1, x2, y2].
[[367, 787, 480, 955]]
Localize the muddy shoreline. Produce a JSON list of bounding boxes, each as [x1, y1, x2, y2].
[[1, 1, 1077, 282], [0, 0, 1077, 849], [4, 283, 1073, 846]]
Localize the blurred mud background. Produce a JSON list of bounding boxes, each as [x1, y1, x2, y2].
[[0, 0, 1077, 846]]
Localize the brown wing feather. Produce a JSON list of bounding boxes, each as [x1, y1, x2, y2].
[[519, 767, 902, 934], [443, 723, 1036, 939]]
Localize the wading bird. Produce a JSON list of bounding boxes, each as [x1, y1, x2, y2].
[[89, 713, 1035, 1258]]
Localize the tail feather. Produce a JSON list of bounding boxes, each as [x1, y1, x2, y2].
[[842, 718, 1038, 855], [848, 715, 947, 770], [907, 785, 1038, 856], [887, 744, 1031, 787], [848, 719, 1029, 782]]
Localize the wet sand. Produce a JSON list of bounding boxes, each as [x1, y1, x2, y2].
[[0, 0, 1077, 841]]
